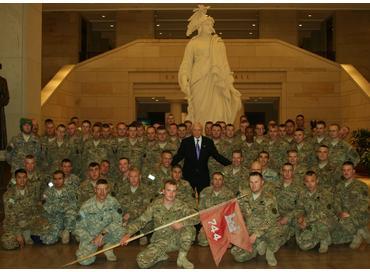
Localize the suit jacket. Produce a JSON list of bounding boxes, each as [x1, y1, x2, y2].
[[172, 136, 231, 191]]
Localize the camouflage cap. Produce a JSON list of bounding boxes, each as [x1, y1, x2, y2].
[[20, 118, 32, 129]]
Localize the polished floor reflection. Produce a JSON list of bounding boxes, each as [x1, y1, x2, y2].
[[0, 237, 369, 269]]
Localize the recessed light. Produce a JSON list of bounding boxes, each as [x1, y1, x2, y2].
[[308, 14, 312, 17], [156, 24, 160, 27], [101, 15, 106, 18], [219, 32, 223, 35], [249, 32, 253, 35], [159, 32, 162, 35], [152, 97, 155, 100], [155, 99, 159, 102], [110, 24, 114, 28], [298, 24, 303, 27], [252, 24, 256, 27]]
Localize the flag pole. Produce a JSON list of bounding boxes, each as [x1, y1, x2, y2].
[[63, 193, 249, 267]]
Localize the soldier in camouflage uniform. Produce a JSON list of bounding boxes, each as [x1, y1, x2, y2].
[[231, 172, 284, 266], [331, 161, 370, 248], [1, 169, 49, 249], [40, 171, 78, 245], [258, 151, 279, 184], [274, 163, 302, 244], [177, 123, 188, 143], [254, 123, 267, 152], [204, 121, 213, 138], [78, 162, 101, 206], [141, 126, 158, 173], [222, 150, 249, 195], [292, 129, 315, 168], [75, 179, 124, 265], [44, 124, 72, 174], [120, 180, 199, 269], [170, 165, 195, 208], [110, 122, 128, 176], [116, 167, 152, 245], [327, 124, 360, 168], [287, 149, 308, 187], [67, 121, 83, 177], [197, 172, 234, 246], [112, 157, 130, 197], [283, 119, 296, 146], [168, 123, 180, 149], [295, 171, 336, 253], [143, 126, 177, 173], [309, 121, 329, 150], [61, 158, 81, 192], [234, 120, 248, 143], [100, 159, 115, 184], [39, 119, 57, 172], [142, 150, 173, 197], [136, 122, 147, 145], [265, 125, 290, 172], [240, 126, 260, 168], [209, 124, 230, 175], [311, 144, 340, 191], [223, 124, 241, 157], [6, 118, 41, 174], [81, 124, 112, 178]]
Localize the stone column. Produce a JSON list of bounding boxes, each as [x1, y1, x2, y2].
[[0, 4, 42, 160], [170, 100, 183, 124]]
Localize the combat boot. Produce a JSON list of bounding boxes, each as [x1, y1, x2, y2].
[[103, 244, 117, 261], [177, 251, 194, 269], [265, 248, 277, 266], [139, 236, 148, 246], [318, 241, 329, 253], [22, 230, 33, 245], [359, 228, 370, 244], [61, 230, 70, 244], [349, 231, 363, 249], [257, 240, 267, 255]]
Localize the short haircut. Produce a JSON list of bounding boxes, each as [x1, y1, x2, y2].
[[296, 114, 304, 119], [53, 170, 65, 178], [44, 118, 54, 124], [318, 144, 329, 149], [212, 172, 224, 179], [128, 167, 141, 175], [285, 119, 295, 126], [172, 164, 183, 171], [169, 123, 178, 128], [25, 154, 35, 160], [329, 123, 340, 130], [342, 161, 354, 168], [305, 170, 317, 177], [279, 124, 286, 128], [232, 150, 243, 156], [249, 171, 263, 179], [118, 157, 130, 163], [157, 125, 166, 131], [287, 149, 298, 155], [89, 162, 100, 168], [56, 124, 66, 129], [61, 158, 72, 165], [282, 162, 293, 168], [161, 150, 173, 157], [164, 179, 178, 187], [82, 120, 91, 126], [226, 123, 234, 128], [259, 150, 270, 158], [101, 159, 110, 165], [102, 123, 110, 129], [205, 121, 213, 126], [178, 123, 186, 129], [15, 168, 27, 177], [316, 120, 326, 127], [211, 124, 222, 129], [96, 179, 108, 186], [295, 128, 304, 133]]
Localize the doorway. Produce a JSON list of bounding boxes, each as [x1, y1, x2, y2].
[[244, 97, 280, 126]]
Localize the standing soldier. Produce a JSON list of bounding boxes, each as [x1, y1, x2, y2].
[[120, 180, 199, 269], [78, 162, 101, 206], [257, 151, 279, 184], [170, 165, 195, 207], [240, 126, 260, 168], [292, 129, 315, 168], [112, 157, 130, 197], [222, 150, 249, 195], [41, 170, 78, 245], [197, 172, 234, 246], [168, 123, 180, 149], [327, 124, 360, 167], [283, 119, 296, 146], [75, 179, 124, 265], [231, 172, 284, 266], [110, 122, 128, 176], [67, 121, 82, 176], [39, 119, 56, 171], [295, 171, 336, 253], [208, 124, 230, 175], [45, 124, 72, 174], [141, 126, 158, 173], [331, 161, 370, 248], [6, 118, 41, 174], [1, 169, 48, 249], [287, 149, 308, 186], [309, 121, 329, 149], [265, 125, 290, 172]]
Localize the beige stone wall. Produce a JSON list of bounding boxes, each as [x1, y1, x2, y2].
[[259, 10, 298, 46], [116, 10, 154, 47], [0, 4, 42, 140], [41, 39, 369, 131], [336, 11, 370, 82], [42, 12, 80, 87]]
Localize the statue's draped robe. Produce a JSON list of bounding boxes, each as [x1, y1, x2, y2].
[[179, 35, 241, 125]]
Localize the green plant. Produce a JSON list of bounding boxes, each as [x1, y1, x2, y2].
[[351, 128, 370, 174]]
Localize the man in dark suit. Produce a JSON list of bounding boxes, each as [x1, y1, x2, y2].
[[172, 122, 231, 193]]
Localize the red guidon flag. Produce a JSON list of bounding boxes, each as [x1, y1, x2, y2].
[[199, 198, 252, 266]]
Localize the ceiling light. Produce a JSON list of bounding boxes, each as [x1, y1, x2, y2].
[[219, 32, 223, 35], [110, 24, 114, 28], [101, 15, 106, 18], [156, 24, 160, 27], [249, 32, 253, 35], [252, 24, 256, 27], [159, 32, 162, 35], [298, 24, 303, 27], [308, 14, 312, 17], [155, 99, 159, 102], [151, 97, 155, 100]]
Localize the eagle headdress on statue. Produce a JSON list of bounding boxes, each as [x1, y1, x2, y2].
[[186, 5, 216, 36]]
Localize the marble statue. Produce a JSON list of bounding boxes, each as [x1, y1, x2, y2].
[[178, 5, 242, 126]]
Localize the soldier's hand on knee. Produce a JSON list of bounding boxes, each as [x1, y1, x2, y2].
[[249, 234, 257, 244], [338, 211, 350, 219], [278, 216, 288, 225], [123, 213, 130, 222], [120, 234, 131, 246], [171, 222, 184, 230], [16, 235, 25, 248], [92, 234, 104, 247]]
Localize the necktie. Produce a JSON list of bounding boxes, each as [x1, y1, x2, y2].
[[196, 138, 201, 159]]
